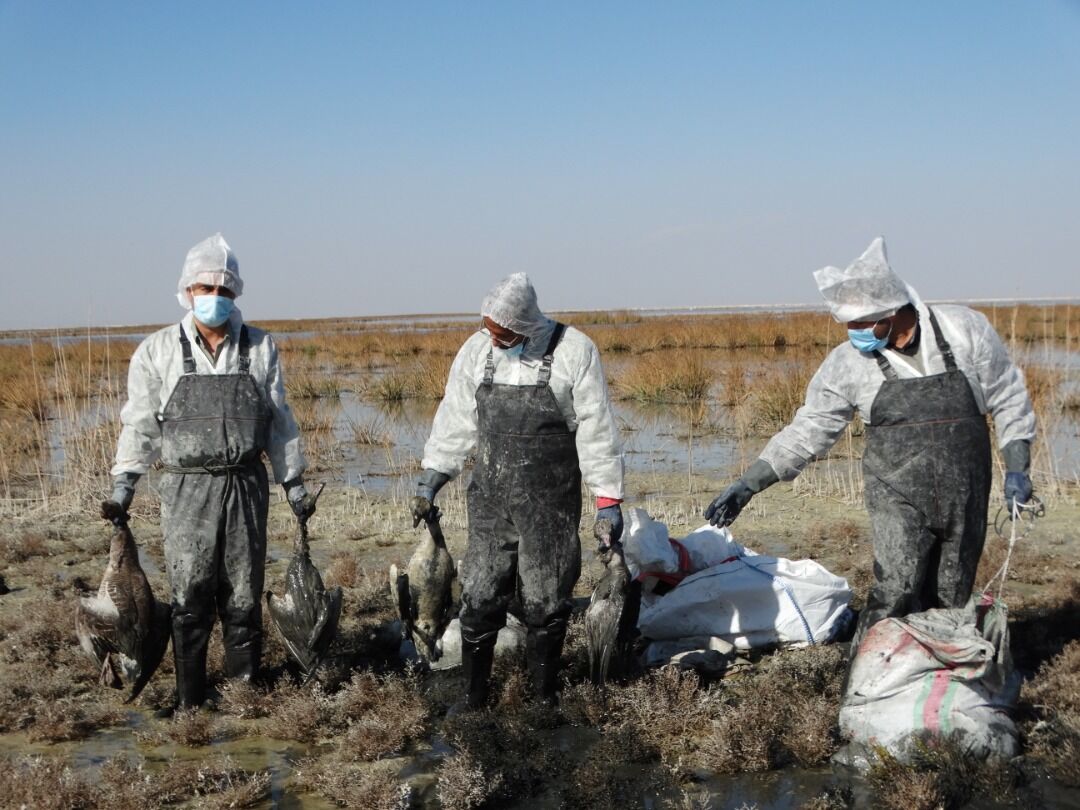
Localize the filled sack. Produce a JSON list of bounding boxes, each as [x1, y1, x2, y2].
[[837, 597, 1020, 768], [626, 509, 852, 649]]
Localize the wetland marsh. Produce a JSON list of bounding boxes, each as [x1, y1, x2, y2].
[[1, 305, 1078, 809]]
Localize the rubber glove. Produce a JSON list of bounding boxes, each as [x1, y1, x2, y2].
[[1001, 439, 1034, 520], [412, 469, 450, 527], [1004, 473, 1033, 519], [704, 459, 778, 527], [101, 472, 139, 525]]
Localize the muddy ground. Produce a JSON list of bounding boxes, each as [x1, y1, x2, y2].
[[2, 471, 1079, 809]]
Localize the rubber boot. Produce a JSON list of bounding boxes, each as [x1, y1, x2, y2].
[[159, 619, 210, 717], [454, 627, 497, 714], [223, 623, 262, 682], [526, 623, 567, 707]]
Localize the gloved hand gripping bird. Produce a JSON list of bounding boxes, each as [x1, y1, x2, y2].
[[585, 517, 630, 687], [75, 507, 172, 703], [266, 484, 342, 682], [391, 505, 456, 661]]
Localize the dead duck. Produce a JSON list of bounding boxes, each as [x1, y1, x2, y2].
[[390, 506, 455, 661], [585, 517, 630, 687], [266, 484, 341, 681], [75, 514, 172, 703]]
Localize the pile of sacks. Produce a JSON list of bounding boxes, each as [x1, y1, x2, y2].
[[623, 508, 853, 651]]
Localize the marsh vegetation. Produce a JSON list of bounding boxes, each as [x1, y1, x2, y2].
[[1, 304, 1078, 808]]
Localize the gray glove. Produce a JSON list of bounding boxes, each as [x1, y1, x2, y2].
[[412, 469, 450, 528], [101, 472, 139, 525], [284, 478, 317, 522], [1001, 440, 1034, 519], [704, 459, 778, 527]]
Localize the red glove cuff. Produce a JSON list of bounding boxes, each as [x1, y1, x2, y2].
[[595, 497, 622, 510]]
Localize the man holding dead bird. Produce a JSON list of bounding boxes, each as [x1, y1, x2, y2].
[[705, 237, 1037, 654], [414, 273, 625, 709], [104, 233, 316, 714]]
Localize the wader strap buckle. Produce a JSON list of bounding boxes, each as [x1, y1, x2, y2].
[[178, 325, 196, 374], [536, 322, 566, 388], [482, 348, 496, 386]]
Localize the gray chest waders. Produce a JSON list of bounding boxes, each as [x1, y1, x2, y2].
[[851, 309, 991, 653], [159, 325, 273, 707], [458, 323, 582, 705]]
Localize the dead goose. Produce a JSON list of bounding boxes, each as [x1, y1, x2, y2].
[[75, 513, 172, 703], [585, 517, 630, 687], [266, 484, 341, 681], [390, 506, 455, 661]]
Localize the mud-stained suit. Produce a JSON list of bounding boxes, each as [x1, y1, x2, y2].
[[112, 308, 305, 707], [422, 280, 624, 704], [751, 241, 1036, 650]]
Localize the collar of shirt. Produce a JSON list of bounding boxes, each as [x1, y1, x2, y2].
[[181, 310, 243, 366]]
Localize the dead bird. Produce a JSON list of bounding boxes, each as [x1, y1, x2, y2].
[[75, 514, 172, 703], [585, 517, 630, 687], [391, 506, 455, 661], [266, 484, 341, 682]]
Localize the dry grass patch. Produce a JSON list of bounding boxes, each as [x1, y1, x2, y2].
[[326, 551, 361, 589], [696, 645, 846, 773], [0, 753, 271, 810], [745, 359, 816, 434], [25, 696, 129, 743], [218, 678, 275, 720], [1, 531, 52, 563], [562, 725, 673, 809], [264, 679, 333, 743], [866, 736, 1019, 810], [297, 755, 412, 809], [439, 707, 573, 807], [1021, 639, 1080, 785], [135, 708, 232, 748], [333, 670, 429, 761], [614, 352, 712, 403]]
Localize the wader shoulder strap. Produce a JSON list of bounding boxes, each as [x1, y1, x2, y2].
[[537, 322, 566, 388], [177, 325, 196, 374], [238, 325, 251, 374], [871, 349, 900, 381], [926, 308, 958, 372], [482, 348, 495, 386]]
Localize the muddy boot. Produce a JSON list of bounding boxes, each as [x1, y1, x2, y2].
[[159, 620, 210, 716], [450, 628, 497, 715], [223, 642, 261, 683], [526, 623, 566, 708], [223, 613, 262, 683]]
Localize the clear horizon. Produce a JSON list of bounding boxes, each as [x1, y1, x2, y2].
[[2, 1, 1078, 330]]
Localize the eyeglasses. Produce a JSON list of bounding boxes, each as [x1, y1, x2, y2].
[[479, 321, 525, 348]]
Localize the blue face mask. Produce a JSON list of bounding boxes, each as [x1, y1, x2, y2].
[[499, 341, 526, 360], [193, 294, 235, 327], [848, 322, 891, 353]]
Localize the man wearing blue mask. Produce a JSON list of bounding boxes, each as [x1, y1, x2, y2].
[[704, 237, 1036, 652], [414, 273, 624, 710], [104, 233, 316, 714]]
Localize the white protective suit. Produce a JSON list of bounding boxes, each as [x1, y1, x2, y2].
[[111, 308, 306, 484], [760, 266, 1036, 481], [422, 277, 624, 500]]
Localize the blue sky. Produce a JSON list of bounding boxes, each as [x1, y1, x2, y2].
[[1, 1, 1078, 329]]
